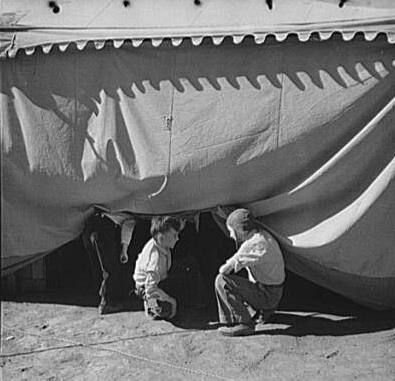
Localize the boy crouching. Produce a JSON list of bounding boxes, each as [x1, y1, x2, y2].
[[133, 216, 181, 320], [215, 208, 285, 336]]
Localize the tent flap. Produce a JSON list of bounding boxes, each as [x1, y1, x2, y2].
[[1, 0, 395, 309], [2, 35, 395, 309]]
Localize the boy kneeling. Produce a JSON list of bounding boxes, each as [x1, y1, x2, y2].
[[133, 216, 182, 320]]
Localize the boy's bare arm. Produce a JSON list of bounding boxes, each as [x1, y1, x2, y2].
[[119, 218, 136, 263], [145, 271, 161, 297]]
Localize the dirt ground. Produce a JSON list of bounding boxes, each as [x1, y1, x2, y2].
[[1, 277, 395, 381]]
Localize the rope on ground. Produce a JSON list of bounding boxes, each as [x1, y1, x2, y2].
[[94, 344, 234, 381], [2, 325, 195, 348], [1, 326, 233, 381]]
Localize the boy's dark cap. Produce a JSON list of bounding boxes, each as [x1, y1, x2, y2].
[[226, 208, 253, 232]]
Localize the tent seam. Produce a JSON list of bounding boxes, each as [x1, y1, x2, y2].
[[275, 73, 284, 149]]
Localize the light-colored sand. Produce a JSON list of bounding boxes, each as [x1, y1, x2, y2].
[[1, 298, 394, 380]]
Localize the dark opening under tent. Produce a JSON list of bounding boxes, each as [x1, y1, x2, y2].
[[1, 0, 394, 309]]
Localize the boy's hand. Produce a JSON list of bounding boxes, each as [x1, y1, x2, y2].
[[120, 244, 129, 264]]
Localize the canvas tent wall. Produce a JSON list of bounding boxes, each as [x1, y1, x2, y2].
[[1, 0, 394, 309]]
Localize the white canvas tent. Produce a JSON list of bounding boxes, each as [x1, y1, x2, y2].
[[1, 0, 395, 309]]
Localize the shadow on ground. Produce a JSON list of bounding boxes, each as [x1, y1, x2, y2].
[[252, 309, 395, 337]]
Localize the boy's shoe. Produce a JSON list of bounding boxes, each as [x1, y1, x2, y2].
[[218, 323, 255, 337]]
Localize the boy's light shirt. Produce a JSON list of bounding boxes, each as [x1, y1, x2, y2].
[[133, 238, 172, 298], [225, 231, 285, 285]]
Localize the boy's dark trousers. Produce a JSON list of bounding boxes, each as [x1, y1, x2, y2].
[[134, 255, 206, 312], [82, 212, 134, 311], [160, 255, 206, 309]]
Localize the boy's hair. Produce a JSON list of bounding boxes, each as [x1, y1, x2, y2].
[[150, 216, 181, 237], [226, 208, 257, 236]]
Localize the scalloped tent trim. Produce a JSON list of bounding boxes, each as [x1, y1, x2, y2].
[[1, 30, 395, 58], [1, 0, 395, 58]]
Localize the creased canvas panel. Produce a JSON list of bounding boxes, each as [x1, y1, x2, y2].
[[2, 38, 394, 307]]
